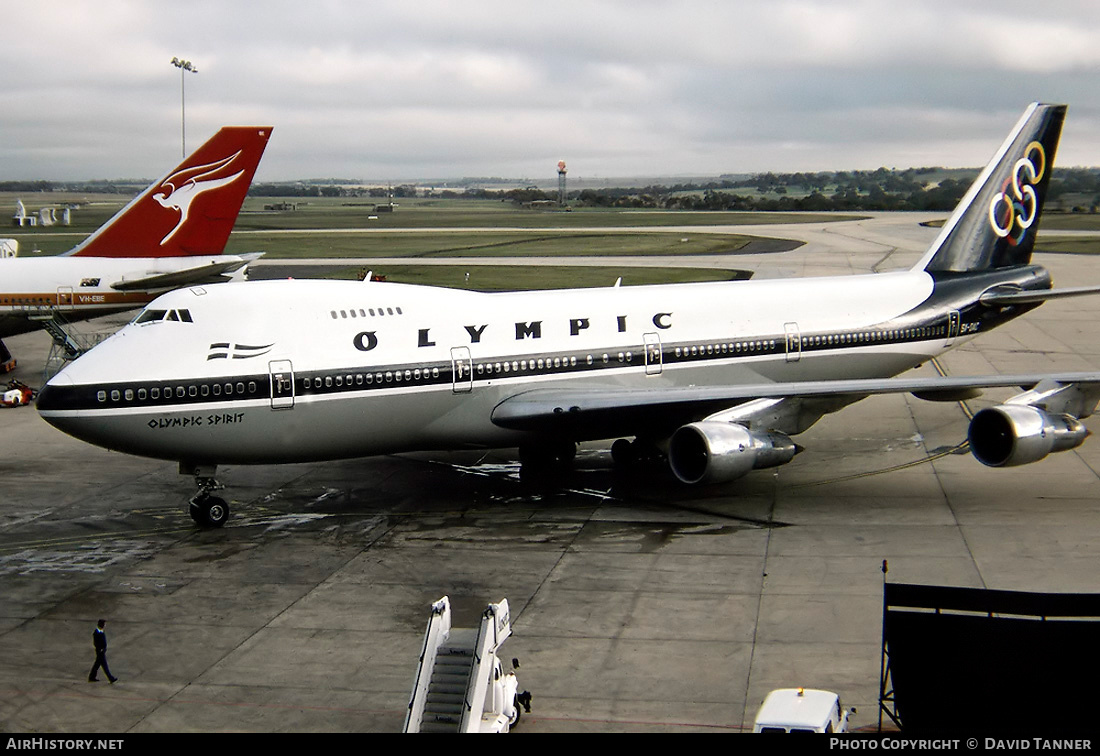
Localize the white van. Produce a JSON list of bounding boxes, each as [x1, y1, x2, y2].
[[753, 688, 852, 733]]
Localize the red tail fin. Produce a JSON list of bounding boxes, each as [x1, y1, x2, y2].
[[70, 126, 272, 258]]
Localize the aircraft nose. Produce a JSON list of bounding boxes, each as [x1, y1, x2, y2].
[[35, 372, 73, 414]]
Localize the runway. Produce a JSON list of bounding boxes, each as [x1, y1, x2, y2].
[[2, 212, 1099, 733]]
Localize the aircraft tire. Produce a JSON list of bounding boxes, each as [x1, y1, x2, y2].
[[611, 438, 634, 466], [519, 440, 575, 468], [191, 495, 230, 528]]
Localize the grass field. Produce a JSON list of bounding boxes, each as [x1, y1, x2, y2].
[[8, 191, 1099, 277], [2, 192, 797, 287], [223, 230, 761, 259], [277, 264, 753, 290], [0, 192, 811, 259]]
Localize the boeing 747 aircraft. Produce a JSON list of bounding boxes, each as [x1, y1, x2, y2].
[[0, 126, 271, 369], [37, 104, 1100, 527]]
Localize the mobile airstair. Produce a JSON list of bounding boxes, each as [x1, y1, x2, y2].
[[403, 596, 531, 733], [30, 312, 109, 378]]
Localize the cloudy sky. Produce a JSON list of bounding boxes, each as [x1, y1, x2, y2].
[[4, 1, 1100, 182]]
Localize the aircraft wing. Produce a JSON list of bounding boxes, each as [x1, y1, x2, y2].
[[491, 372, 1100, 436], [109, 253, 262, 292]]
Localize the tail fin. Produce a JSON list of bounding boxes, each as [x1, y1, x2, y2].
[[70, 126, 272, 258], [917, 103, 1065, 274]]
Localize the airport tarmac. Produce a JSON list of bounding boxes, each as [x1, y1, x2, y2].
[[2, 214, 1100, 733]]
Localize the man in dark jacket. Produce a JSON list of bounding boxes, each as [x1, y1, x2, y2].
[[88, 619, 118, 683]]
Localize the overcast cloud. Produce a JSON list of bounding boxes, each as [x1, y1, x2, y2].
[[4, 0, 1100, 182]]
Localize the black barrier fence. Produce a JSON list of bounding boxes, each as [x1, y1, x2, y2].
[[880, 583, 1100, 733]]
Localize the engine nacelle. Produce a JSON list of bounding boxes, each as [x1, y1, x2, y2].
[[668, 422, 797, 485], [968, 405, 1088, 467]]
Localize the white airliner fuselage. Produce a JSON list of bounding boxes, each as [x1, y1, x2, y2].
[[0, 254, 255, 338], [39, 266, 982, 464], [39, 103, 1100, 529]]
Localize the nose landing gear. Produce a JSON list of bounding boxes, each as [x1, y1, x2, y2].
[[182, 462, 230, 528]]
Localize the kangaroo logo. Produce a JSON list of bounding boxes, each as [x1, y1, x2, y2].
[[988, 140, 1046, 247], [152, 151, 246, 246]]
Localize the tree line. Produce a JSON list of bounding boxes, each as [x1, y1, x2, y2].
[[6, 166, 1100, 213]]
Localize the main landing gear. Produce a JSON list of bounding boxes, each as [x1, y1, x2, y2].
[[610, 437, 664, 468], [182, 462, 230, 528], [518, 439, 577, 469]]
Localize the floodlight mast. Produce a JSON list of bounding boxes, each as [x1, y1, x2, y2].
[[171, 57, 198, 158]]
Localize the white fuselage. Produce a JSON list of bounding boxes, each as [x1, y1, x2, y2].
[[39, 270, 966, 466], [0, 254, 252, 337]]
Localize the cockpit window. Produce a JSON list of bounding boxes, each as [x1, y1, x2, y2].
[[134, 308, 193, 325], [135, 309, 167, 324]]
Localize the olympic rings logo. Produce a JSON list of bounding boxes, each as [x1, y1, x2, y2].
[[988, 140, 1046, 246]]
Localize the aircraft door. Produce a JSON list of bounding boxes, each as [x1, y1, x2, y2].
[[644, 332, 663, 375], [451, 347, 473, 393], [946, 311, 960, 347], [784, 322, 801, 363], [269, 359, 295, 409], [57, 287, 74, 310]]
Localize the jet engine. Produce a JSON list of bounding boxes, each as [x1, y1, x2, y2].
[[668, 422, 798, 484], [968, 405, 1088, 467]]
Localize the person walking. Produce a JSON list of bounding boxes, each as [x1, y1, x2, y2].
[[88, 619, 118, 683]]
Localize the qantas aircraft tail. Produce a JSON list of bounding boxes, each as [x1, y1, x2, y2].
[[917, 103, 1064, 274], [69, 126, 272, 258]]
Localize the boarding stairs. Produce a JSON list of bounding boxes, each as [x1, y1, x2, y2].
[[404, 596, 523, 733], [31, 312, 83, 359], [419, 628, 479, 732], [30, 312, 109, 378]]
